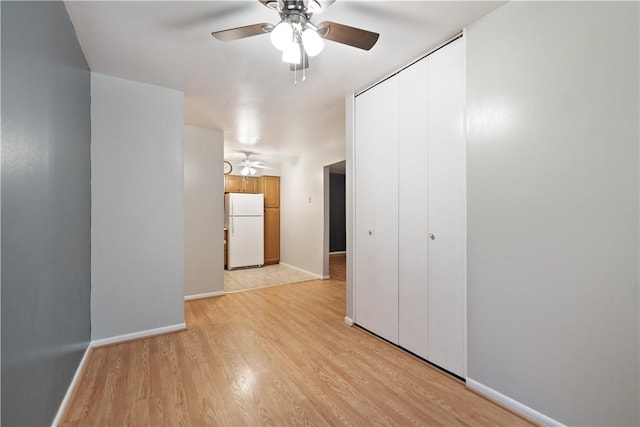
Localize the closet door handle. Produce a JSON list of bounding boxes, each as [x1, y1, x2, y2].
[[429, 233, 435, 240], [368, 230, 373, 236]]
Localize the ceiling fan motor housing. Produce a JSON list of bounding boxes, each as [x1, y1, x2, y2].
[[266, 0, 323, 15]]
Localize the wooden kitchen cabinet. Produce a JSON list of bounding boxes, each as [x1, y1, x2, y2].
[[224, 229, 228, 268], [264, 207, 280, 265], [225, 175, 259, 193], [260, 176, 280, 208], [243, 176, 259, 193], [260, 176, 280, 264], [225, 175, 243, 192]]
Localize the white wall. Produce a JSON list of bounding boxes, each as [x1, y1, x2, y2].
[[466, 2, 639, 425], [280, 140, 345, 276], [91, 73, 185, 340], [184, 125, 224, 298]]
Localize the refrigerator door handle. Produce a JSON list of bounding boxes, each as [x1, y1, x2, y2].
[[230, 197, 234, 236]]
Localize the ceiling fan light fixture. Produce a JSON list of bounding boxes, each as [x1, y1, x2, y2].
[[270, 21, 293, 51], [306, 0, 322, 13], [302, 27, 324, 56], [241, 166, 250, 176], [282, 41, 302, 64]]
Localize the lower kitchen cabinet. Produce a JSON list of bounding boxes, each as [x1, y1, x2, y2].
[[224, 229, 228, 268], [264, 207, 280, 264]]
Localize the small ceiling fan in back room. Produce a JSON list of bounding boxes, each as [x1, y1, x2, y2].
[[238, 153, 271, 176], [212, 0, 379, 81]]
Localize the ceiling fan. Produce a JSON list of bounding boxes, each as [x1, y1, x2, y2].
[[238, 153, 271, 176], [212, 0, 379, 71]]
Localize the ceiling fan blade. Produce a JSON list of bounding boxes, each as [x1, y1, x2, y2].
[[310, 0, 335, 13], [212, 23, 273, 42], [317, 21, 379, 51]]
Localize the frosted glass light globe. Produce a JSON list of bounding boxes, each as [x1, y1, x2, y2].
[[282, 42, 301, 64], [302, 28, 324, 57], [270, 21, 293, 51]]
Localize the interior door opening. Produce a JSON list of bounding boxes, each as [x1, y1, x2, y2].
[[323, 161, 347, 283]]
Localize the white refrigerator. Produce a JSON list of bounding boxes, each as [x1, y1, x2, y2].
[[224, 193, 264, 269]]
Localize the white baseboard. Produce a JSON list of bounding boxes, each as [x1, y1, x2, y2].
[[344, 316, 354, 326], [322, 275, 330, 280], [466, 378, 565, 427], [91, 323, 187, 348], [184, 291, 225, 301], [329, 251, 346, 256], [279, 262, 322, 279], [54, 323, 187, 424], [52, 344, 92, 427]]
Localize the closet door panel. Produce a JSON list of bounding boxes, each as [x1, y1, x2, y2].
[[426, 38, 466, 377], [398, 59, 430, 358], [354, 77, 399, 343]]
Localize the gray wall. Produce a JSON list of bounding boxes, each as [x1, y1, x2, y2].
[[466, 2, 639, 425], [184, 125, 224, 298], [1, 1, 91, 425], [329, 173, 346, 252], [91, 73, 184, 341]]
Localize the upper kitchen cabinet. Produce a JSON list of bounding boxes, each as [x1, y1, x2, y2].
[[260, 176, 280, 208], [243, 176, 259, 193], [225, 175, 243, 192], [225, 175, 259, 193]]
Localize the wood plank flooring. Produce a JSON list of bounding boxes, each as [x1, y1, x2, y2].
[[61, 255, 532, 426]]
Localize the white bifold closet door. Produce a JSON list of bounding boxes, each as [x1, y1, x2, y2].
[[425, 38, 466, 376], [354, 37, 465, 377], [398, 58, 430, 357], [397, 38, 466, 377], [354, 76, 399, 343]]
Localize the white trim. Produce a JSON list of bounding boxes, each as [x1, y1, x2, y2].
[[346, 93, 356, 324], [466, 378, 565, 427], [329, 251, 346, 256], [322, 275, 331, 280], [52, 345, 92, 427], [278, 262, 322, 279], [91, 323, 187, 348], [344, 316, 354, 326], [184, 291, 225, 301], [461, 29, 469, 379]]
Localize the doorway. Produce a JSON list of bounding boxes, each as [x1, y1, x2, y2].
[[323, 161, 347, 280]]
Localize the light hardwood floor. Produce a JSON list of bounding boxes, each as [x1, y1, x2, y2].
[[61, 254, 532, 426]]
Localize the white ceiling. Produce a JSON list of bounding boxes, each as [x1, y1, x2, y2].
[[65, 0, 503, 163]]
